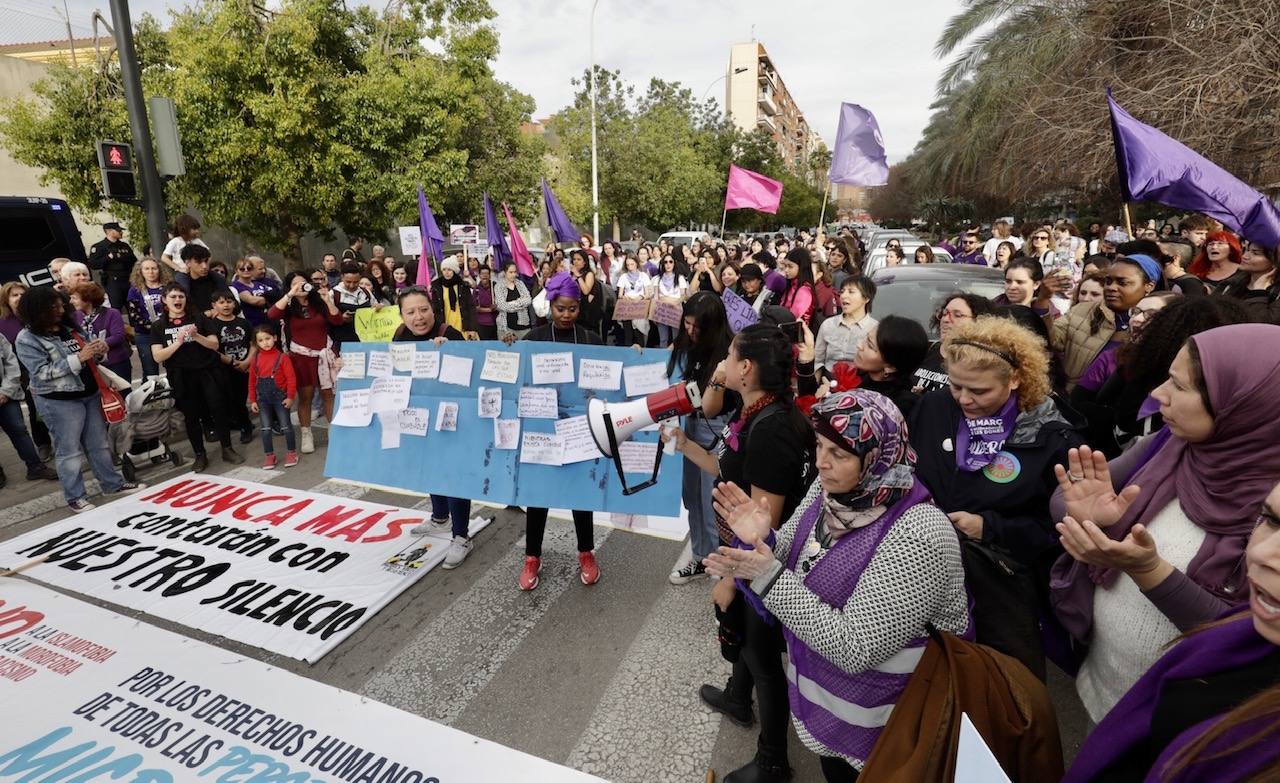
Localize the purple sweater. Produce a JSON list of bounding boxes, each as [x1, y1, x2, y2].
[[74, 307, 130, 366]]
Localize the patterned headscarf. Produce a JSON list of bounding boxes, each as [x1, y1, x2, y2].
[[810, 389, 916, 512]]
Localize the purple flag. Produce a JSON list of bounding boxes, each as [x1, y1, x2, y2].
[[1109, 90, 1280, 247], [416, 187, 446, 287], [541, 178, 580, 244], [483, 192, 513, 268], [828, 103, 889, 186]]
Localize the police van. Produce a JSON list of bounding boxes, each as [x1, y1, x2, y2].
[[0, 196, 88, 286]]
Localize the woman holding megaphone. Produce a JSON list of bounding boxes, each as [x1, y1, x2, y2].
[[519, 273, 603, 592], [661, 323, 815, 783]]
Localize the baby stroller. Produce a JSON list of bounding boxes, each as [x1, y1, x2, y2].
[[111, 377, 185, 482]]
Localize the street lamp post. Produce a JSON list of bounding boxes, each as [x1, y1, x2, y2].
[[589, 0, 600, 247]]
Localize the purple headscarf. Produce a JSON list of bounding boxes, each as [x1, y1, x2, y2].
[[1053, 323, 1280, 638], [543, 271, 580, 302]]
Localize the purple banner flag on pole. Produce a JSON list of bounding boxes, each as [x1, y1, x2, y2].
[[541, 178, 580, 244], [828, 103, 889, 186], [483, 192, 513, 268], [416, 187, 446, 287], [1108, 90, 1280, 247]]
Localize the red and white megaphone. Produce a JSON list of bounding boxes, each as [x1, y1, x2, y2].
[[587, 381, 703, 494]]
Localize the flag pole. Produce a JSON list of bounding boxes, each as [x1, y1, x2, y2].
[[1122, 203, 1134, 238], [720, 206, 728, 238], [818, 181, 831, 231]]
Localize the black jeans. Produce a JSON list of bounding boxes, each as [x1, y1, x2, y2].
[[727, 600, 790, 767], [524, 507, 593, 557], [819, 756, 859, 782], [171, 366, 230, 454], [223, 366, 252, 432]]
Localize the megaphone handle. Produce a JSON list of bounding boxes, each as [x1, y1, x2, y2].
[[603, 408, 664, 496]]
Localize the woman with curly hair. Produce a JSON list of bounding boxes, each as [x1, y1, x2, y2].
[[909, 316, 1085, 672]]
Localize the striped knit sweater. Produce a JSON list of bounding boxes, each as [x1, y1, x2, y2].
[[751, 481, 970, 768]]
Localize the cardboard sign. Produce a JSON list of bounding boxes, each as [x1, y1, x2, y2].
[[721, 287, 760, 332], [354, 307, 404, 342], [651, 296, 684, 328], [612, 296, 652, 321], [449, 224, 480, 245]]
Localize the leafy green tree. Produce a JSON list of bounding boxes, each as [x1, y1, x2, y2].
[[0, 0, 542, 267]]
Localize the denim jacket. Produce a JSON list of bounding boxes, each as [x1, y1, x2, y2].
[[15, 326, 90, 396], [0, 334, 22, 400]]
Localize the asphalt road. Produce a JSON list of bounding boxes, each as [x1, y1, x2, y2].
[[0, 417, 1091, 782]]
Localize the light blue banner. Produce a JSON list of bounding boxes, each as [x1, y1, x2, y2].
[[324, 341, 683, 516]]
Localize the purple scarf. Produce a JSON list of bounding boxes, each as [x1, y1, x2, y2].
[[542, 271, 580, 302], [954, 393, 1019, 471], [1063, 612, 1278, 783], [1053, 324, 1280, 640]]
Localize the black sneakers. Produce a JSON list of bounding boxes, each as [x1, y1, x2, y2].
[[699, 681, 755, 727]]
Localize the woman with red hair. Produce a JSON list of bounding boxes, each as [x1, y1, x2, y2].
[[1188, 230, 1243, 290]]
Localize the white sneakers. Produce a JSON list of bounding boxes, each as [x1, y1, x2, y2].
[[409, 517, 450, 536], [442, 536, 472, 569], [299, 426, 315, 454]]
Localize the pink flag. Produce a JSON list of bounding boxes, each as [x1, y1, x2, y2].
[[502, 202, 536, 276], [724, 164, 783, 214]]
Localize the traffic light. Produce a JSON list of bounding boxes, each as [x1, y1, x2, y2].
[[96, 140, 138, 201]]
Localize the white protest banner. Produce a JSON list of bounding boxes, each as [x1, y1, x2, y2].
[[0, 475, 493, 662], [398, 226, 423, 256], [0, 580, 604, 783]]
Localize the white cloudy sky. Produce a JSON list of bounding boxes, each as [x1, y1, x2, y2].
[[35, 0, 965, 160]]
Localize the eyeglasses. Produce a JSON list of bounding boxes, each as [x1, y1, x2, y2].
[[940, 309, 972, 321], [1032, 235, 1050, 241], [1129, 306, 1161, 318]]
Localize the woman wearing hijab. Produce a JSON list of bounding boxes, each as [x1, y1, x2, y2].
[[1050, 323, 1280, 722], [430, 257, 477, 340], [705, 390, 969, 782], [1063, 478, 1280, 782], [519, 273, 602, 591]]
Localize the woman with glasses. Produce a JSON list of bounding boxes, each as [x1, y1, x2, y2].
[[229, 257, 273, 327], [1051, 324, 1280, 722], [1027, 228, 1056, 268], [1051, 254, 1160, 391], [912, 293, 995, 395]]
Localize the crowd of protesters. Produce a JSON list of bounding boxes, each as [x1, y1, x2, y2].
[[3, 208, 1279, 782]]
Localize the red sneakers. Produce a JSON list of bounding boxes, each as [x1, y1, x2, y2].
[[578, 551, 600, 585], [283, 451, 299, 468], [519, 556, 541, 591], [262, 453, 277, 470]]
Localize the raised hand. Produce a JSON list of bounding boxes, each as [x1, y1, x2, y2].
[[1053, 446, 1142, 528], [711, 481, 772, 545]]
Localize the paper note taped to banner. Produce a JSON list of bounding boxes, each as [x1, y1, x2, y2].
[[579, 358, 623, 390], [379, 413, 401, 449], [494, 419, 520, 449], [332, 388, 372, 426], [520, 431, 563, 465], [412, 350, 440, 379], [532, 351, 575, 384], [367, 350, 393, 378], [623, 362, 669, 397], [480, 349, 521, 384], [478, 387, 502, 418], [439, 354, 474, 386], [518, 386, 558, 418], [339, 352, 366, 379], [390, 343, 416, 372], [436, 401, 459, 431], [556, 414, 603, 464], [370, 376, 411, 413], [355, 307, 404, 343]]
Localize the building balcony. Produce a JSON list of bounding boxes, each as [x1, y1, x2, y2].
[[756, 114, 777, 134], [758, 66, 777, 89], [757, 91, 777, 115]]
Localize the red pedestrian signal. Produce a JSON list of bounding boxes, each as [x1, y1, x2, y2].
[[96, 140, 136, 200]]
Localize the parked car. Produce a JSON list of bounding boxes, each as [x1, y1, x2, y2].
[[658, 231, 710, 248], [0, 196, 87, 286], [870, 265, 1005, 338], [865, 229, 919, 254], [863, 243, 955, 275]]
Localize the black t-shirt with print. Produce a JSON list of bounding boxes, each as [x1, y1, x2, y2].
[[213, 316, 252, 363], [716, 405, 812, 530], [151, 313, 219, 370]]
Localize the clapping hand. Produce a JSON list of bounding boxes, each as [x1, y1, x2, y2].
[[1053, 446, 1142, 528], [711, 481, 772, 545], [704, 539, 775, 581], [1057, 516, 1162, 577]]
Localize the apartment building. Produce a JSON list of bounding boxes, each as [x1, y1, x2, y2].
[[725, 41, 815, 174]]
